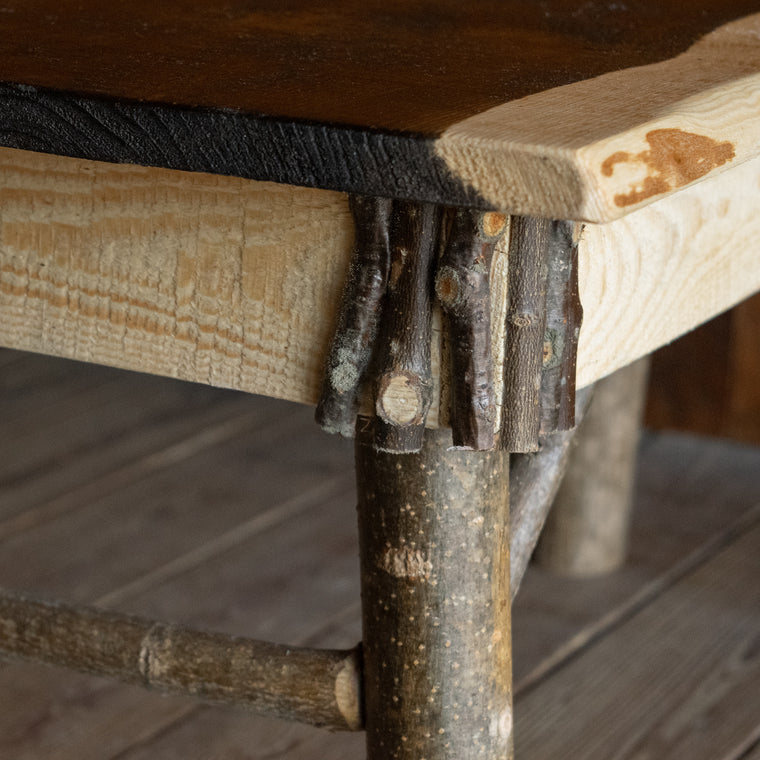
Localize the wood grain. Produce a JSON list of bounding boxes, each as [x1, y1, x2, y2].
[[0, 3, 756, 215], [0, 377, 361, 758], [515, 524, 760, 760], [0, 0, 752, 136], [0, 589, 361, 731], [536, 358, 649, 576], [437, 13, 760, 219], [1, 147, 760, 416]]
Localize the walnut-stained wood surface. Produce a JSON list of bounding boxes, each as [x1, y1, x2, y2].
[[0, 3, 758, 218], [3, 148, 760, 420], [0, 349, 758, 759]]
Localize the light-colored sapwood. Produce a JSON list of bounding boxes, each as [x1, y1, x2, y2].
[[1, 147, 760, 419]]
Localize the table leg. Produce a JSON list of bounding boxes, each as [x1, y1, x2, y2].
[[536, 357, 650, 576], [356, 423, 512, 760]]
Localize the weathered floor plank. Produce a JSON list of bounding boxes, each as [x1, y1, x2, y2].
[[0, 350, 758, 759], [515, 524, 760, 760]]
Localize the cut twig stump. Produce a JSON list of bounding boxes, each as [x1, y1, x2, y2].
[[540, 221, 584, 434], [356, 421, 513, 760], [0, 588, 362, 731], [436, 209, 507, 450], [501, 216, 551, 452], [372, 201, 441, 453], [316, 195, 392, 437]]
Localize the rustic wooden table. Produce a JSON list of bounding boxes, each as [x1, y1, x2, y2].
[[0, 3, 759, 759]]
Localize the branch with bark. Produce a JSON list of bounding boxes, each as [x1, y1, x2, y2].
[[316, 195, 392, 437], [317, 199, 583, 454], [436, 209, 507, 450], [500, 216, 551, 452], [540, 221, 584, 434], [0, 589, 362, 731]]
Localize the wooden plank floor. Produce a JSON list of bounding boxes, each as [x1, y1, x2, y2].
[[0, 347, 758, 759]]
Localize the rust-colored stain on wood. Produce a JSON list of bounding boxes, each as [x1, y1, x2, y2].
[[601, 129, 735, 207]]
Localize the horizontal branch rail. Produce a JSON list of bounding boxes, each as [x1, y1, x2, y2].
[[0, 590, 362, 731], [0, 408, 591, 732]]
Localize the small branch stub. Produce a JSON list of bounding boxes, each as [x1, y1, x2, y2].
[[436, 209, 507, 450], [376, 369, 427, 427]]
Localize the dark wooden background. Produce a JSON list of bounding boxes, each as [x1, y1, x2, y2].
[[647, 293, 760, 445]]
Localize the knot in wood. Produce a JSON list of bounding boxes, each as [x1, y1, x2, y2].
[[435, 265, 463, 309], [376, 371, 425, 427], [479, 212, 508, 240], [381, 545, 432, 581], [510, 313, 536, 328]]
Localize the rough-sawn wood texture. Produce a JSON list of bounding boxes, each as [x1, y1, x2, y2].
[[2, 148, 760, 421]]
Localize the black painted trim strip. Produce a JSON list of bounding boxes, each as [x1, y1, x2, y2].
[[0, 83, 489, 208]]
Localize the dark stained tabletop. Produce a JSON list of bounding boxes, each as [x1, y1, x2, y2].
[[0, 0, 757, 207]]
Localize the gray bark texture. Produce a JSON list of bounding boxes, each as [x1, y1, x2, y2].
[[356, 421, 513, 760]]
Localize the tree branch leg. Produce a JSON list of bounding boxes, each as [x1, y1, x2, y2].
[[536, 357, 651, 576], [356, 420, 513, 760]]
